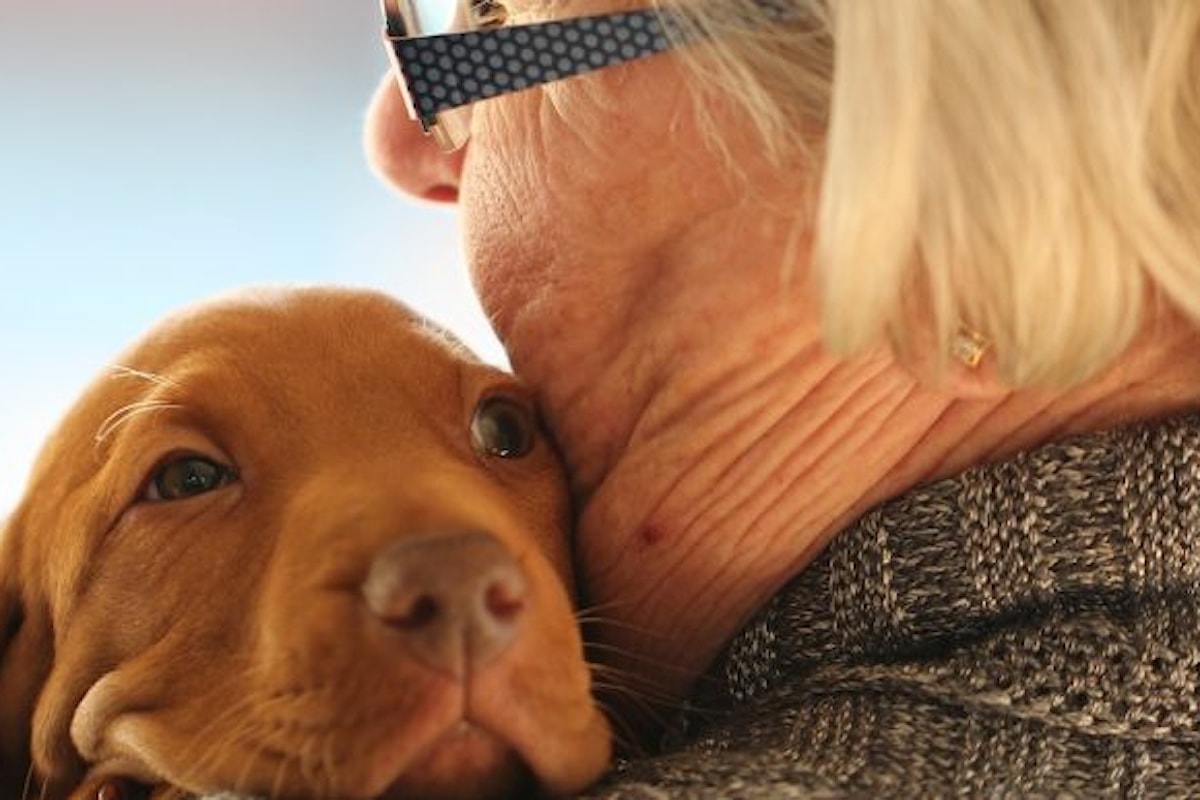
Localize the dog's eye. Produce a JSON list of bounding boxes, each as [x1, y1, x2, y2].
[[143, 454, 237, 502], [471, 396, 536, 458]]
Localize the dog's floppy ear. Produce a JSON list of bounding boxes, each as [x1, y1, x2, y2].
[[0, 509, 54, 796]]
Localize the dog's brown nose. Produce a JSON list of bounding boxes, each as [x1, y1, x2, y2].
[[363, 530, 528, 678]]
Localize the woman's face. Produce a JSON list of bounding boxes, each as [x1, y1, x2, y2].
[[365, 1, 768, 376]]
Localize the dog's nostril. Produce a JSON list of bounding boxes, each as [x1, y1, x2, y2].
[[363, 530, 529, 678], [397, 593, 442, 630], [487, 585, 521, 618], [486, 580, 525, 621]]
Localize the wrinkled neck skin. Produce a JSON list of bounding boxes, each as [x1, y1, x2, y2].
[[487, 190, 1200, 746]]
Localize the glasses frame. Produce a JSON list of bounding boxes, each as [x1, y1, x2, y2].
[[380, 0, 789, 151]]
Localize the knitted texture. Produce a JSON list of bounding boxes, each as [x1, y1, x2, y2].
[[585, 414, 1200, 798]]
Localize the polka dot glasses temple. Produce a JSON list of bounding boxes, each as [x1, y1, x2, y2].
[[380, 0, 791, 151]]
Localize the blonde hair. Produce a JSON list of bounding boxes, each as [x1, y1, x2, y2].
[[663, 0, 1200, 385]]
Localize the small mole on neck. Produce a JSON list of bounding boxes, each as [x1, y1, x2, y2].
[[639, 523, 670, 546]]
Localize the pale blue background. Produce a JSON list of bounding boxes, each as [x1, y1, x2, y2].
[[0, 1, 502, 512]]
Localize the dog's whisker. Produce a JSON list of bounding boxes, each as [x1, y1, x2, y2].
[[310, 742, 327, 794], [187, 696, 283, 797], [576, 605, 667, 640], [227, 718, 276, 799], [584, 644, 682, 682], [176, 686, 264, 776], [591, 672, 682, 713], [591, 674, 661, 705], [215, 694, 348, 800], [606, 701, 677, 752], [296, 733, 315, 789], [587, 653, 694, 744], [585, 641, 700, 684], [321, 731, 341, 800], [589, 660, 653, 687], [36, 768, 51, 800], [593, 698, 668, 759], [589, 656, 676, 695], [587, 659, 678, 704], [270, 753, 289, 800], [178, 699, 241, 763], [93, 399, 181, 446], [190, 723, 245, 790], [592, 697, 646, 755], [574, 597, 633, 616], [20, 763, 37, 800], [297, 728, 328, 792], [578, 616, 664, 639], [574, 612, 632, 627], [574, 604, 643, 630], [107, 364, 180, 389]]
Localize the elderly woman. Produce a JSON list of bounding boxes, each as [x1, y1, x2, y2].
[[368, 0, 1200, 795]]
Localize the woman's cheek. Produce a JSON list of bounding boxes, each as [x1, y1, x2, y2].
[[459, 125, 555, 336]]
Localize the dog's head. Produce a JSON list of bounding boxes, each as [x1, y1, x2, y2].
[[0, 287, 610, 799]]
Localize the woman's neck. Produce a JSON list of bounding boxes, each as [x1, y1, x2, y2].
[[495, 222, 1200, 737]]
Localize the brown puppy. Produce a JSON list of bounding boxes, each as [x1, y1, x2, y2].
[[0, 287, 610, 799]]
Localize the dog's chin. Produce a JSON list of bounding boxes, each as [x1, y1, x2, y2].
[[380, 721, 536, 800]]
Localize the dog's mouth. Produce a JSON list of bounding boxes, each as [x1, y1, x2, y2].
[[379, 720, 536, 800]]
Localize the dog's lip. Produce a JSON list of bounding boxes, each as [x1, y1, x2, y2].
[[408, 719, 516, 772], [380, 719, 534, 800], [470, 671, 612, 797]]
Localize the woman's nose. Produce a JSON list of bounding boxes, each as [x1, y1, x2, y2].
[[364, 73, 466, 204]]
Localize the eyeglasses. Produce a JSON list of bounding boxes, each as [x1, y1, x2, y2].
[[380, 0, 791, 152]]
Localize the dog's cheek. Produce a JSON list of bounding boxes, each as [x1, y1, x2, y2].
[[518, 457, 577, 591]]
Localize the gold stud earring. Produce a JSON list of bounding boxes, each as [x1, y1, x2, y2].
[[951, 326, 989, 369]]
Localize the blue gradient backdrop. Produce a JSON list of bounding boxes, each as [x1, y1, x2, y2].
[[0, 1, 501, 511]]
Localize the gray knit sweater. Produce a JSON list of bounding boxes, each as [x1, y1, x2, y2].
[[584, 413, 1200, 798]]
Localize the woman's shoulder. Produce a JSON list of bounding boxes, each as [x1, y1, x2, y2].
[[587, 412, 1200, 797]]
